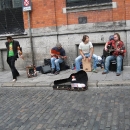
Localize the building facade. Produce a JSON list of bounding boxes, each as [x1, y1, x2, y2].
[[0, 0, 130, 70]]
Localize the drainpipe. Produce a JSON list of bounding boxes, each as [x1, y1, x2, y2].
[[28, 11, 34, 65], [54, 0, 59, 42]]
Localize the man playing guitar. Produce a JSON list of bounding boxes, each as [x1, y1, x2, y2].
[[50, 43, 67, 75], [102, 33, 126, 76]]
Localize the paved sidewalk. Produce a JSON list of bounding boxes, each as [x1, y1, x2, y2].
[[0, 66, 130, 87]]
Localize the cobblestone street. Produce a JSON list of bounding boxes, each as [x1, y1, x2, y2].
[[0, 87, 130, 130]]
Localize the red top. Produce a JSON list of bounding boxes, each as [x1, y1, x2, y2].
[[107, 40, 126, 57]]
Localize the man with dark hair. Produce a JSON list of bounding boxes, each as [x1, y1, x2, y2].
[[50, 43, 67, 75], [102, 33, 126, 76], [5, 36, 23, 82], [75, 35, 98, 72]]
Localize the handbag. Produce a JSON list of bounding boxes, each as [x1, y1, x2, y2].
[[41, 65, 51, 74]]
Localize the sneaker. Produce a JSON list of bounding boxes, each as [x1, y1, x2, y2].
[[54, 71, 60, 75], [12, 79, 17, 82], [92, 69, 98, 73]]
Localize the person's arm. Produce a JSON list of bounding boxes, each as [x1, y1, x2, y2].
[[16, 41, 24, 59], [59, 50, 67, 59], [119, 42, 126, 53], [79, 49, 86, 60], [105, 42, 109, 51], [88, 47, 94, 61]]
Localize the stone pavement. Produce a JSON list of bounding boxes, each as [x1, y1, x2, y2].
[[0, 87, 130, 130], [0, 66, 130, 87]]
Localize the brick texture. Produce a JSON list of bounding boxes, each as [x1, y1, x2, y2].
[[23, 0, 130, 29]]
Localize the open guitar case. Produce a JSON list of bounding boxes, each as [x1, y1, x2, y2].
[[53, 70, 88, 91]]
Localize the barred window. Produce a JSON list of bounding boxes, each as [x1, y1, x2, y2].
[[0, 0, 24, 35], [66, 0, 112, 7]]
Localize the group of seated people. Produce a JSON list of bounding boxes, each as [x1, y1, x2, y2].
[[50, 33, 126, 76]]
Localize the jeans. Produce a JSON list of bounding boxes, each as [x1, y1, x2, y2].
[[75, 53, 98, 71], [51, 57, 63, 71], [7, 56, 19, 79], [104, 55, 123, 74]]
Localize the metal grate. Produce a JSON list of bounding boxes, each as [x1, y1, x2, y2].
[[0, 0, 24, 35], [66, 0, 112, 7]]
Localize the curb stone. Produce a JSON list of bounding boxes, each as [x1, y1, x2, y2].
[[97, 80, 130, 87], [1, 80, 130, 88]]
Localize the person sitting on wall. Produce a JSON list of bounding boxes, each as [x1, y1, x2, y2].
[[102, 33, 126, 76], [50, 43, 67, 75], [75, 35, 98, 73]]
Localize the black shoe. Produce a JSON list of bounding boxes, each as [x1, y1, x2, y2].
[[51, 69, 55, 74], [54, 71, 60, 75], [116, 73, 120, 76], [102, 72, 108, 74]]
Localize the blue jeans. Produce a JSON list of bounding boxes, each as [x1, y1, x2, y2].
[[75, 53, 98, 71], [104, 55, 123, 74], [51, 57, 63, 71]]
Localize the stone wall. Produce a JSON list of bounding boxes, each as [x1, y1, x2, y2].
[[0, 20, 130, 70]]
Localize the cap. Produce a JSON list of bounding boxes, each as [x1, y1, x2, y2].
[[56, 43, 62, 47]]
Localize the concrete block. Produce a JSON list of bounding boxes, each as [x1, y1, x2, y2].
[[1, 82, 15, 87], [98, 80, 130, 87], [13, 82, 36, 87], [88, 81, 98, 87], [36, 82, 51, 87]]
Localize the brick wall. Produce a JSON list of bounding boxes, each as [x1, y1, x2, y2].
[[23, 0, 130, 29]]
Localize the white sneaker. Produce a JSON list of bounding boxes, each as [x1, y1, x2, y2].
[[12, 79, 17, 82]]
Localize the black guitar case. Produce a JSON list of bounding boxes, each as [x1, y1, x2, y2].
[[53, 70, 88, 91]]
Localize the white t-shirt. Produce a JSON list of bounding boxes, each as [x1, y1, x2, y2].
[[79, 41, 93, 54]]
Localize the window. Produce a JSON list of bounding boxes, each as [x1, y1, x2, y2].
[[0, 0, 24, 35], [66, 0, 112, 7]]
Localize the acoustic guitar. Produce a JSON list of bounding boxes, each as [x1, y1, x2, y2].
[[51, 49, 60, 58], [103, 45, 116, 57]]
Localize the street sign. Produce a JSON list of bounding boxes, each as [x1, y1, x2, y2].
[[22, 0, 32, 11]]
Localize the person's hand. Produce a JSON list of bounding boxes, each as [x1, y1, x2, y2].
[[88, 57, 91, 61], [120, 50, 123, 53], [83, 56, 86, 60], [51, 54, 55, 57], [19, 55, 24, 60], [116, 48, 121, 52], [105, 47, 108, 51], [63, 56, 67, 59]]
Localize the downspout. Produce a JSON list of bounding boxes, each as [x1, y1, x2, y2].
[[54, 0, 59, 42], [28, 11, 34, 65]]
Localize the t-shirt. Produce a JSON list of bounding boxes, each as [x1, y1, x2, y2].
[[52, 47, 65, 56], [8, 42, 14, 57], [79, 41, 93, 54]]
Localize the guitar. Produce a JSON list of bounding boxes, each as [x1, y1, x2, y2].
[[51, 49, 67, 59], [103, 45, 116, 57], [51, 49, 60, 58]]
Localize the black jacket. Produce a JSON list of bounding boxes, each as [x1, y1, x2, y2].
[[5, 40, 20, 60]]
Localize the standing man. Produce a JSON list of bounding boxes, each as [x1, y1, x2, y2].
[[75, 35, 98, 72], [50, 43, 67, 75], [5, 36, 23, 82], [102, 33, 126, 76]]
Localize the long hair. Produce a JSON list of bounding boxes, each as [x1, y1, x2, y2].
[[82, 35, 89, 42], [114, 33, 121, 41]]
